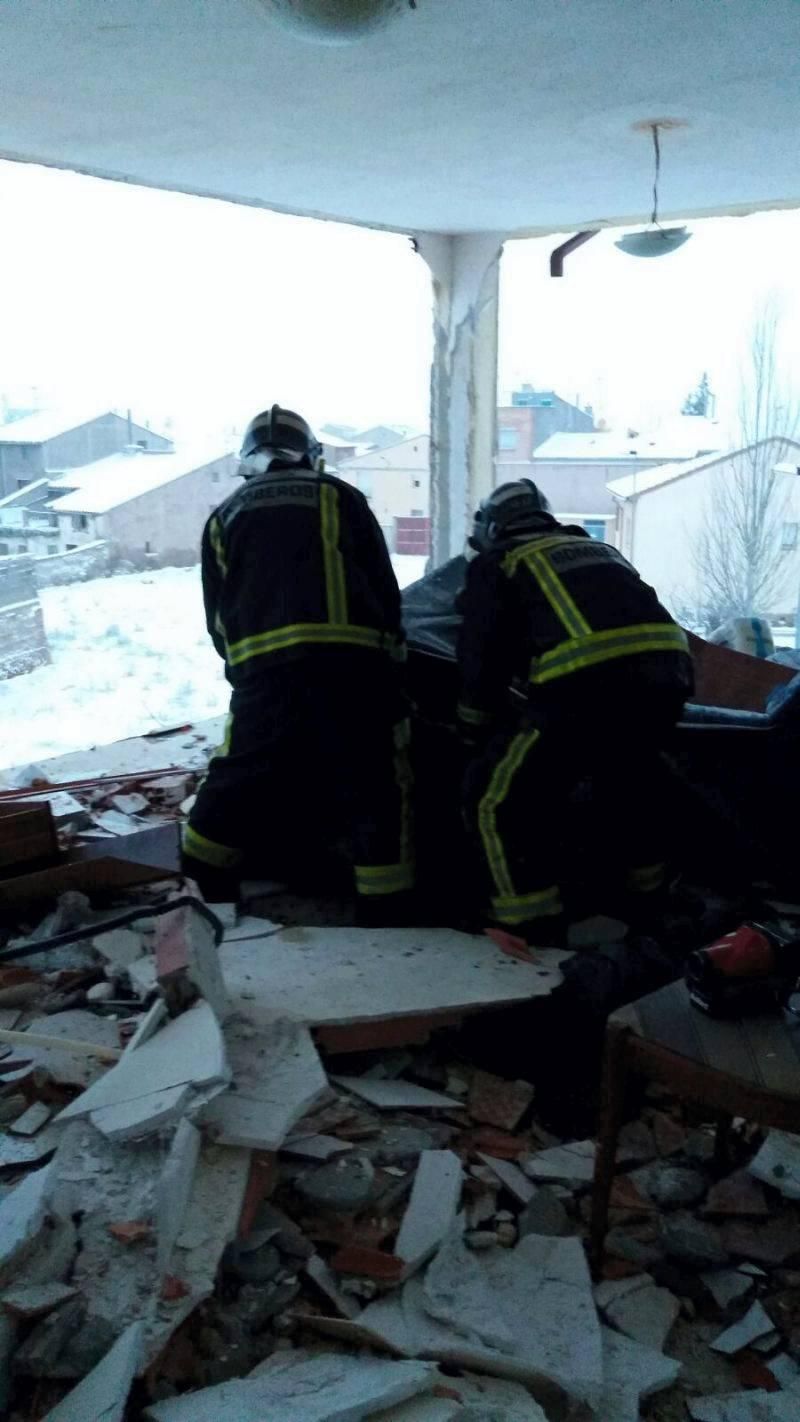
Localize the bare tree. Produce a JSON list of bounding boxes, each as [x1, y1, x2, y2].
[[692, 301, 799, 629]]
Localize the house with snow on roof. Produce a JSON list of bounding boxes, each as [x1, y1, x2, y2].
[[43, 445, 239, 565], [0, 408, 171, 499], [608, 436, 800, 620]]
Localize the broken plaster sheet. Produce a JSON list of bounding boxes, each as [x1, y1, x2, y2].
[[200, 1017, 329, 1151], [220, 926, 567, 1030], [358, 1233, 604, 1411], [145, 1351, 437, 1422], [156, 1119, 201, 1272], [477, 1153, 536, 1206], [10, 1011, 120, 1089], [711, 1300, 775, 1354], [687, 1394, 797, 1421], [749, 1130, 800, 1200], [333, 1076, 460, 1111], [57, 1000, 229, 1140], [521, 1139, 596, 1188], [598, 1326, 681, 1422], [371, 1371, 549, 1421], [40, 1321, 144, 1422], [143, 1140, 251, 1365], [0, 1162, 55, 1286], [395, 1151, 463, 1275]]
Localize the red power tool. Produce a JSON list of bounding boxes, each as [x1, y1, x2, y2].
[[686, 922, 800, 1017]]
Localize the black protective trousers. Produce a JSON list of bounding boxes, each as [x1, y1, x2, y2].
[[183, 651, 413, 901], [463, 682, 687, 932]]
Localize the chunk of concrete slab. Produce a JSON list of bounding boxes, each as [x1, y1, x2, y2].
[[89, 1084, 194, 1141], [0, 1163, 54, 1285], [700, 1270, 755, 1311], [477, 1154, 536, 1206], [688, 1394, 797, 1421], [749, 1130, 800, 1200], [57, 1000, 229, 1139], [144, 1351, 436, 1421], [156, 1119, 201, 1272], [17, 1012, 120, 1088], [333, 1076, 460, 1111], [521, 1140, 595, 1188], [711, 1300, 775, 1355], [283, 1134, 353, 1161], [396, 1152, 463, 1275], [423, 1230, 516, 1352], [201, 1018, 328, 1151], [1, 1283, 77, 1319], [40, 1320, 143, 1422], [221, 926, 568, 1030], [604, 1281, 680, 1352]]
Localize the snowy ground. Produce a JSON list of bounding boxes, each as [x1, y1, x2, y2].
[[1, 556, 429, 770]]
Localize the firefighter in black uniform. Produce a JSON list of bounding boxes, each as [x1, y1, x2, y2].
[[183, 406, 413, 912], [458, 480, 693, 943]]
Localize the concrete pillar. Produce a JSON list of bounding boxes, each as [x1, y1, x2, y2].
[[417, 233, 504, 565]]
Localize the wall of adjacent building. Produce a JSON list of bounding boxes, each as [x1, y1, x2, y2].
[[0, 414, 170, 497], [0, 555, 50, 679], [89, 455, 240, 564]]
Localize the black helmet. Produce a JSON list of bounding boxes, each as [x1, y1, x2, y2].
[[240, 405, 323, 473], [470, 479, 552, 553]]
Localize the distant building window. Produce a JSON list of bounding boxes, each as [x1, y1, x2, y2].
[[145, 541, 152, 554], [66, 544, 77, 551], [782, 522, 799, 550], [412, 478, 421, 488], [498, 427, 518, 451], [17, 544, 26, 554], [0, 543, 7, 555], [47, 544, 58, 555], [583, 519, 606, 541], [410, 508, 425, 517], [17, 478, 29, 489], [211, 470, 220, 483], [71, 514, 88, 532]]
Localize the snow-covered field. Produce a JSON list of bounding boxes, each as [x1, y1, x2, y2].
[[1, 557, 428, 769]]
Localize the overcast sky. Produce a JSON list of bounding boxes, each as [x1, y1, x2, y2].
[[2, 158, 799, 448]]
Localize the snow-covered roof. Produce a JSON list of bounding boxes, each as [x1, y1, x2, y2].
[[47, 447, 233, 515], [535, 416, 722, 464], [608, 436, 800, 499], [0, 407, 116, 445]]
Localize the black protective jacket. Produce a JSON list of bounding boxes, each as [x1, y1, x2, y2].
[[202, 467, 403, 686], [457, 519, 693, 732]]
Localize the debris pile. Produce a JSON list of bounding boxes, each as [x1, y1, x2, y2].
[[0, 888, 800, 1420]]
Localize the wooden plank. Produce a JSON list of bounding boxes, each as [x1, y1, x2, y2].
[[0, 801, 57, 871]]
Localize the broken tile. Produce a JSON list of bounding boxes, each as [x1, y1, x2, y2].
[[517, 1187, 570, 1239], [687, 1393, 796, 1420], [749, 1131, 800, 1201], [372, 1371, 549, 1420], [9, 1101, 53, 1136], [712, 1301, 775, 1354], [766, 1352, 800, 1392], [594, 1272, 654, 1312], [521, 1139, 595, 1188], [282, 1134, 353, 1162], [126, 956, 158, 999], [701, 1269, 755, 1311], [40, 1320, 143, 1421], [144, 1351, 437, 1421], [221, 926, 567, 1031], [467, 1071, 534, 1132], [94, 808, 144, 834], [751, 1330, 781, 1355], [1, 1283, 77, 1319], [333, 1076, 460, 1111], [93, 927, 144, 971], [599, 1325, 681, 1421], [330, 1245, 405, 1281], [604, 1281, 680, 1352], [57, 1000, 229, 1139], [476, 1154, 536, 1206], [111, 792, 149, 815], [201, 1018, 328, 1152], [705, 1170, 770, 1218], [722, 1216, 800, 1267], [156, 1119, 201, 1272], [395, 1151, 463, 1274], [0, 1163, 54, 1285]]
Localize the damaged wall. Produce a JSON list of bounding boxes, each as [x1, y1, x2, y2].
[[0, 554, 50, 679]]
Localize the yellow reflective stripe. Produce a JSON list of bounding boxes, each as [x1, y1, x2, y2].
[[182, 824, 242, 868], [492, 886, 563, 925], [502, 535, 578, 576], [209, 516, 227, 577], [216, 712, 233, 759], [531, 623, 688, 684], [320, 484, 348, 625], [478, 728, 540, 900], [354, 863, 415, 895], [523, 549, 591, 639], [457, 702, 493, 727], [227, 622, 386, 666]]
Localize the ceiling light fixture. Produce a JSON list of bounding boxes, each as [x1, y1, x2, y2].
[[615, 122, 691, 258], [258, 0, 416, 45]]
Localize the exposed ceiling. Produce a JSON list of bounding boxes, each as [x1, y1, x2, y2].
[[2, 0, 800, 235]]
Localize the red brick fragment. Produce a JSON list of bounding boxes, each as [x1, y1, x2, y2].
[[160, 1275, 189, 1301], [329, 1246, 404, 1281], [736, 1353, 781, 1392], [107, 1221, 152, 1245]]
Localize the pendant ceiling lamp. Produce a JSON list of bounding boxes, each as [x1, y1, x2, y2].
[[258, 0, 416, 44], [616, 123, 691, 258]]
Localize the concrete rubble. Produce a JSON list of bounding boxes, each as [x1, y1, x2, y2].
[[1, 867, 800, 1421]]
